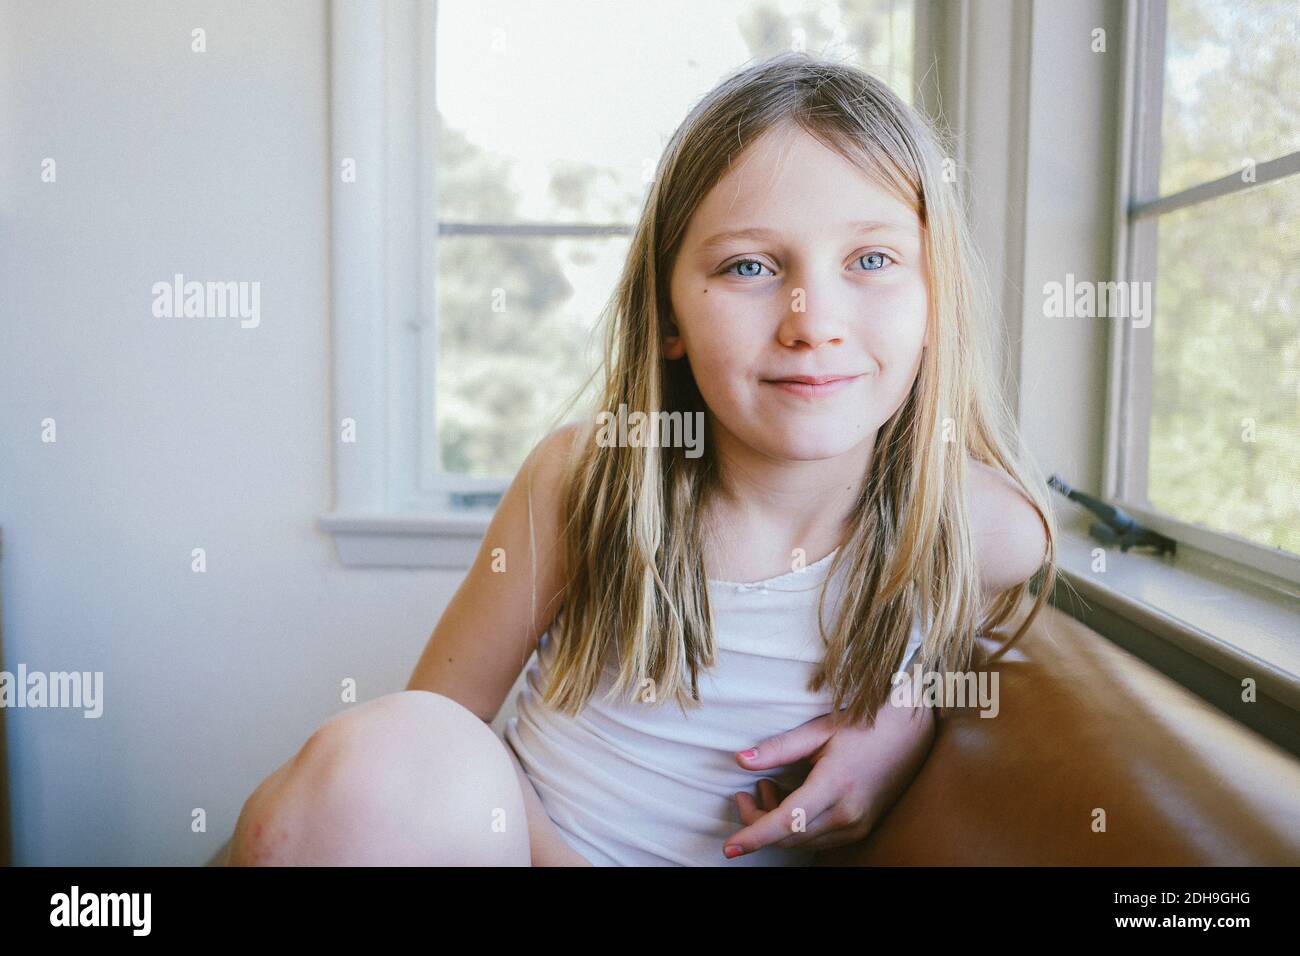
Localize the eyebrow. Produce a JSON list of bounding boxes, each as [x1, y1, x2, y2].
[[696, 219, 914, 253]]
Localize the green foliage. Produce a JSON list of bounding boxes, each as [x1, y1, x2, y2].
[[1150, 0, 1299, 553]]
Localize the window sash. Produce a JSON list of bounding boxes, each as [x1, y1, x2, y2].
[[418, 5, 924, 508], [404, 0, 639, 507], [411, 223, 635, 508], [1109, 0, 1300, 584]]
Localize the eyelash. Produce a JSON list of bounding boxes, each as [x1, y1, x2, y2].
[[720, 251, 896, 278]]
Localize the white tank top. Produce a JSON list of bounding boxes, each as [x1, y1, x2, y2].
[[502, 546, 925, 866]]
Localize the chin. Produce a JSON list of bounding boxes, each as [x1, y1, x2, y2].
[[755, 421, 868, 461]]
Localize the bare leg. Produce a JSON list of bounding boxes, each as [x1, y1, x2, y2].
[[221, 690, 531, 866]]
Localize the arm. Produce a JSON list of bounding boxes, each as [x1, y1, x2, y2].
[[405, 422, 585, 866], [967, 457, 1050, 605], [405, 422, 580, 716]]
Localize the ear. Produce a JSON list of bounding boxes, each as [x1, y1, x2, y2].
[[663, 314, 686, 360]]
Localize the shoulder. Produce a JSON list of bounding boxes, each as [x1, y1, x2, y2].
[[966, 457, 1048, 597], [470, 420, 590, 623], [523, 419, 588, 488], [511, 419, 590, 531]]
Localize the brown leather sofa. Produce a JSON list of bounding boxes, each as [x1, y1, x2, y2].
[[815, 600, 1300, 866]]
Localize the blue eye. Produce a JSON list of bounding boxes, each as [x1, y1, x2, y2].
[[723, 258, 774, 278], [856, 252, 893, 271], [722, 253, 894, 278]]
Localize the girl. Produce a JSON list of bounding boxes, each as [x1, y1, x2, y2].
[[222, 51, 1056, 867]]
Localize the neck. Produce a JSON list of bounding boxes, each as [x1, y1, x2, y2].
[[703, 415, 876, 567]]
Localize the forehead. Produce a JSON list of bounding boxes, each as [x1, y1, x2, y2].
[[686, 123, 919, 241]]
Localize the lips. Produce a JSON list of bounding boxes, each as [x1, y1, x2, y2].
[[766, 374, 857, 386], [762, 373, 864, 398]]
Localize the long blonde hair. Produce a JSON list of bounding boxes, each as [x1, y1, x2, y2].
[[534, 51, 1057, 727]]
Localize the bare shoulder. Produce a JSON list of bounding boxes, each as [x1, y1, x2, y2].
[[530, 418, 588, 468], [521, 419, 588, 507], [966, 457, 1048, 596], [504, 418, 591, 570]]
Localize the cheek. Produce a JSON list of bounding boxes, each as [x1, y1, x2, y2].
[[865, 280, 928, 358], [685, 330, 754, 414], [676, 296, 766, 382]]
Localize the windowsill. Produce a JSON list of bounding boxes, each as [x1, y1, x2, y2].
[[319, 511, 493, 568], [1052, 517, 1300, 714]]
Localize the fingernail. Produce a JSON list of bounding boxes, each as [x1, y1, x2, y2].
[[739, 748, 758, 760], [724, 845, 745, 859]]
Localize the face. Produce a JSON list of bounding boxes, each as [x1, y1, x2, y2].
[[666, 123, 929, 465]]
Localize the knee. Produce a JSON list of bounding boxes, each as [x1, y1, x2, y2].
[[301, 691, 518, 810], [322, 689, 499, 750], [231, 691, 526, 865]]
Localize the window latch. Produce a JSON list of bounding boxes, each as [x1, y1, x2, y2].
[[1048, 474, 1177, 556]]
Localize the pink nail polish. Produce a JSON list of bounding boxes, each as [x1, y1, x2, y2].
[[724, 845, 744, 859], [739, 748, 758, 759]]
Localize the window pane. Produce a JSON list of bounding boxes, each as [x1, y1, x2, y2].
[[436, 0, 914, 225], [1147, 174, 1300, 555], [432, 0, 916, 481], [435, 235, 626, 477], [1159, 0, 1300, 197]]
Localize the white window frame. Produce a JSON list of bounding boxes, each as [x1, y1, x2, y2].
[[320, 0, 472, 567], [923, 0, 1299, 722], [318, 0, 635, 566], [320, 0, 1299, 594], [1105, 0, 1300, 586], [320, 0, 929, 567]]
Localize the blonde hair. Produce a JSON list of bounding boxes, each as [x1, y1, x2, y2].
[[534, 51, 1057, 727]]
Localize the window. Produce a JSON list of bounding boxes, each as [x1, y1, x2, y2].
[[1114, 0, 1299, 581], [424, 0, 917, 500], [322, 0, 918, 564]]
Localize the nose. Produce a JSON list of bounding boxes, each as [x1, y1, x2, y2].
[[776, 276, 847, 350]]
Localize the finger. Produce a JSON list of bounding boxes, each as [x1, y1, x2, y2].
[[755, 766, 871, 850], [723, 778, 837, 858], [736, 713, 837, 771], [734, 789, 764, 826], [780, 815, 874, 852], [734, 779, 784, 827], [772, 803, 871, 850], [795, 827, 873, 853]]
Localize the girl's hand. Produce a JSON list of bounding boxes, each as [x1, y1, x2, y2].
[[722, 693, 936, 860]]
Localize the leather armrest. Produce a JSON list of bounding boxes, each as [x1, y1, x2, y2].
[[816, 599, 1300, 865]]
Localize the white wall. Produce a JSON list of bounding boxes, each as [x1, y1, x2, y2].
[[0, 0, 465, 865]]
